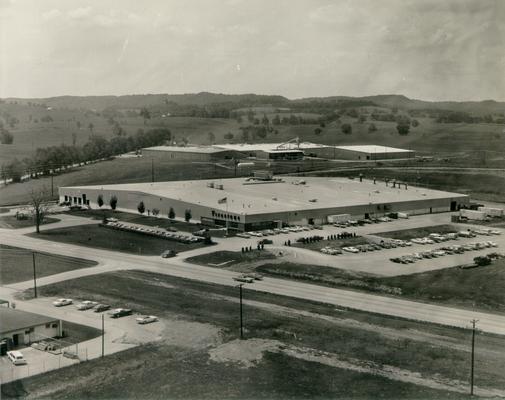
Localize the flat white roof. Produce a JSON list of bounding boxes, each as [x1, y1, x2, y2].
[[64, 176, 467, 216], [335, 145, 413, 153], [214, 142, 330, 152], [143, 146, 227, 154]]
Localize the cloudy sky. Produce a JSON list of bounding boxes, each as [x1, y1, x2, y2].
[[1, 0, 504, 101]]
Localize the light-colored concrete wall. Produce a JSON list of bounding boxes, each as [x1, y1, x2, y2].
[[2, 321, 61, 345]]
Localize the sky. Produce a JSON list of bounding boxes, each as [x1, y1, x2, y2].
[[0, 0, 504, 101]]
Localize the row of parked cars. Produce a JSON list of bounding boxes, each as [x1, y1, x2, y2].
[[333, 216, 393, 228], [390, 240, 499, 264], [103, 220, 202, 244], [52, 298, 157, 323], [320, 240, 412, 256], [236, 225, 321, 238]]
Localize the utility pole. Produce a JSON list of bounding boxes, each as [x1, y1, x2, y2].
[[238, 284, 244, 339], [32, 252, 37, 298], [470, 319, 478, 396], [151, 159, 154, 183], [101, 314, 105, 358]]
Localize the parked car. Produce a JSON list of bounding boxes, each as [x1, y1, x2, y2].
[[233, 275, 254, 283], [244, 273, 263, 280], [7, 351, 27, 365], [109, 308, 133, 318], [53, 298, 73, 307], [236, 233, 251, 238], [161, 249, 177, 258], [258, 239, 273, 245], [136, 315, 158, 324], [76, 301, 98, 311], [94, 304, 111, 313], [342, 246, 360, 253]]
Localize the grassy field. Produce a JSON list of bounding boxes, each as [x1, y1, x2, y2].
[[26, 224, 209, 256], [0, 216, 59, 229], [186, 250, 276, 267], [0, 245, 97, 285], [7, 269, 505, 398], [1, 344, 468, 400], [60, 321, 102, 345], [256, 258, 505, 313], [375, 225, 458, 240]]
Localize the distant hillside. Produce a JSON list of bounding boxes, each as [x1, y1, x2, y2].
[[3, 92, 505, 115], [296, 94, 505, 115], [4, 92, 289, 111]]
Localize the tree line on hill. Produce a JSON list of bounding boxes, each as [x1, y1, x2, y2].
[[0, 128, 171, 184]]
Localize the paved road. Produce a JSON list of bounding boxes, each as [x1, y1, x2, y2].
[[2, 214, 505, 337]]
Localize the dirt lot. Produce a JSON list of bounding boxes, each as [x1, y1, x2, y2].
[[4, 270, 505, 398], [25, 224, 210, 256], [0, 245, 97, 285]]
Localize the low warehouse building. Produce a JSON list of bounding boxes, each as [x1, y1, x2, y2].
[[60, 176, 468, 232], [142, 146, 244, 162], [0, 308, 62, 348], [332, 145, 415, 160]]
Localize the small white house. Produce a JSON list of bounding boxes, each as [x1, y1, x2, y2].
[[0, 308, 62, 347]]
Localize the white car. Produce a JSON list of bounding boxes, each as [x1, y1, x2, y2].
[[76, 301, 98, 310], [410, 238, 425, 245], [236, 233, 250, 238], [53, 298, 73, 307], [342, 246, 360, 253], [136, 315, 158, 324], [489, 230, 501, 235], [7, 351, 27, 365], [486, 241, 498, 247]]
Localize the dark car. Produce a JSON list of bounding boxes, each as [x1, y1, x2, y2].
[[109, 308, 133, 318], [94, 304, 111, 313], [161, 250, 177, 258]]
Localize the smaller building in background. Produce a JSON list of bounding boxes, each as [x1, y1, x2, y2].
[[333, 145, 415, 160], [0, 308, 62, 348], [142, 145, 244, 162]]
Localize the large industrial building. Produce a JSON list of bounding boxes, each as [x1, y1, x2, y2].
[[142, 142, 415, 162], [60, 176, 468, 231]]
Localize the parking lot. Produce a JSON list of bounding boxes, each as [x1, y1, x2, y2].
[[0, 295, 165, 384], [219, 214, 505, 277]]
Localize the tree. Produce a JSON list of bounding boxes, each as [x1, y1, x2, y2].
[[88, 122, 94, 132], [109, 195, 118, 211], [474, 256, 491, 267], [97, 194, 104, 208], [396, 122, 410, 135], [261, 114, 269, 125], [168, 207, 175, 219], [29, 187, 50, 234], [184, 209, 192, 222], [272, 114, 281, 125], [314, 127, 322, 135], [137, 201, 145, 214], [368, 123, 378, 133], [411, 119, 419, 127], [341, 124, 352, 135], [208, 132, 215, 144], [140, 107, 151, 125], [0, 129, 13, 144], [152, 208, 159, 217]]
